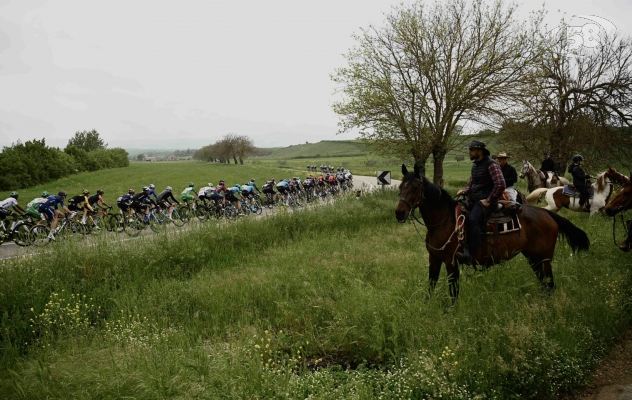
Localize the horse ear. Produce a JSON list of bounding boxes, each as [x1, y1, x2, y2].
[[402, 164, 408, 176], [414, 164, 420, 179]]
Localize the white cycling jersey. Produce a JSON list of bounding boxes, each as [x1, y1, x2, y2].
[[0, 197, 18, 209], [198, 187, 212, 196]]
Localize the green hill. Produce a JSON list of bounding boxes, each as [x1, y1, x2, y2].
[[261, 140, 367, 159]]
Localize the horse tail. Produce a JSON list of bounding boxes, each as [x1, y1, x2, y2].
[[546, 210, 590, 253], [526, 188, 548, 203]]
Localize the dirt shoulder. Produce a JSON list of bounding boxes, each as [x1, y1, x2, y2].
[[561, 325, 632, 400]]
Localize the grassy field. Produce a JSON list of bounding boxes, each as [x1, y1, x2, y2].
[[0, 162, 630, 398], [0, 161, 299, 207]]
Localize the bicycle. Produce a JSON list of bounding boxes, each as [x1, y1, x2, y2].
[[0, 213, 34, 247], [29, 213, 86, 246]]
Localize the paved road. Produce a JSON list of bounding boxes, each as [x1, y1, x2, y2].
[[0, 176, 401, 260]]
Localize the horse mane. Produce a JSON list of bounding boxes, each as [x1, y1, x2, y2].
[[596, 171, 607, 193], [403, 172, 455, 209]]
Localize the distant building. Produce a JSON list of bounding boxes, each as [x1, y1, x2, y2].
[[144, 157, 157, 162], [166, 155, 178, 161]]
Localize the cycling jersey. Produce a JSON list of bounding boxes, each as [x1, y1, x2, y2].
[[247, 182, 260, 192], [68, 195, 94, 212], [198, 187, 212, 197], [116, 194, 133, 204], [26, 198, 47, 219], [157, 190, 180, 205], [181, 187, 196, 201], [0, 197, 18, 209], [132, 192, 156, 206], [215, 184, 228, 193], [149, 189, 158, 201], [41, 195, 65, 209], [87, 193, 105, 207]]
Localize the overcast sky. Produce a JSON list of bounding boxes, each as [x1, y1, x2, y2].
[[1, 0, 631, 150]]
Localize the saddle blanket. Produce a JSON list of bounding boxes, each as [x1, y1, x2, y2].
[[486, 213, 521, 234], [562, 185, 594, 198]]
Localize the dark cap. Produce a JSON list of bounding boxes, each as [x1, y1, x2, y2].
[[543, 150, 550, 155], [468, 140, 490, 156]]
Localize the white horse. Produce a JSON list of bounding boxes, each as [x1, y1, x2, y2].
[[526, 171, 614, 217], [519, 160, 569, 192]]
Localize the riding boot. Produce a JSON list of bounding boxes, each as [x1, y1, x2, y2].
[[620, 220, 632, 252]]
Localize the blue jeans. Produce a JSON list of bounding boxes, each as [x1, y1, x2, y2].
[[466, 200, 495, 256]]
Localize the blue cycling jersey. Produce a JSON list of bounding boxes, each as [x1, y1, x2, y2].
[[117, 194, 133, 203], [278, 181, 289, 188], [242, 185, 255, 193], [40, 195, 65, 210], [149, 189, 158, 200], [229, 187, 240, 195]]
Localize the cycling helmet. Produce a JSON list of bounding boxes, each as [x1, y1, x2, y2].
[[58, 191, 67, 197], [219, 180, 225, 184], [142, 186, 149, 191], [82, 189, 90, 195], [270, 178, 275, 182], [250, 179, 255, 182], [572, 154, 584, 163], [9, 191, 18, 198], [128, 189, 135, 195], [149, 184, 155, 189], [41, 191, 50, 198], [189, 182, 195, 187], [166, 186, 172, 192], [207, 183, 213, 187], [97, 189, 104, 195], [234, 184, 241, 190]]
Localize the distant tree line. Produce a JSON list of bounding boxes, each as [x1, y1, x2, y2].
[[0, 129, 129, 190], [193, 134, 257, 164]]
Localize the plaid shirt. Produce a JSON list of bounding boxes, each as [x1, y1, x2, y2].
[[464, 162, 506, 202]]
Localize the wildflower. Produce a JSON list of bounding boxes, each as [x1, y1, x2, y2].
[[255, 345, 260, 348], [455, 362, 458, 366]]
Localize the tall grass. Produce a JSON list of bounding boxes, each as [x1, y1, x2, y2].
[[0, 187, 630, 398]]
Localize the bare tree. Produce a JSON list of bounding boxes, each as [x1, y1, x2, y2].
[[332, 0, 545, 185], [505, 26, 632, 173]]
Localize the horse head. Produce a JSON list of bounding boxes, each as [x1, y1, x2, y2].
[[604, 171, 632, 216], [519, 160, 531, 179], [396, 164, 425, 223]]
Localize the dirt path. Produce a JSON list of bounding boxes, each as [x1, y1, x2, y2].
[[561, 326, 632, 399]]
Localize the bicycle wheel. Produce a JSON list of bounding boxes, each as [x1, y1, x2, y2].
[[12, 221, 33, 246], [195, 206, 208, 222], [29, 224, 51, 246], [59, 221, 86, 242], [124, 216, 142, 237], [253, 200, 263, 215], [149, 213, 165, 233], [170, 208, 186, 227], [108, 214, 125, 233], [178, 206, 191, 223]]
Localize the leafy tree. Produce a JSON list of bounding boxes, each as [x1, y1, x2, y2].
[[67, 129, 107, 152], [136, 154, 145, 161], [503, 25, 632, 174], [332, 0, 545, 186]]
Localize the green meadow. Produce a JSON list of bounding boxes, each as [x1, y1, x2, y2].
[[0, 159, 630, 399]]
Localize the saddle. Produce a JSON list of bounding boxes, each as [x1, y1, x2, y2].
[[457, 199, 523, 261], [562, 184, 594, 198]]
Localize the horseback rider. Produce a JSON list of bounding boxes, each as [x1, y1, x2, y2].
[[537, 151, 556, 175], [496, 152, 518, 203], [456, 141, 506, 265], [568, 154, 595, 212]]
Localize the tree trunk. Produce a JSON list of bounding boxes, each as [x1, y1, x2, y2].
[[233, 156, 238, 164], [239, 157, 244, 165], [432, 148, 447, 187], [413, 157, 426, 177]]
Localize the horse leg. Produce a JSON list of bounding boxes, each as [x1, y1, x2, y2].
[[446, 263, 460, 303], [524, 253, 555, 293], [428, 252, 442, 296]]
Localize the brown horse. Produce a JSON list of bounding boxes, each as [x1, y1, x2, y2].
[[395, 164, 590, 300], [604, 170, 632, 251]]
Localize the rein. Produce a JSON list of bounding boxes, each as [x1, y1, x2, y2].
[[612, 209, 629, 246]]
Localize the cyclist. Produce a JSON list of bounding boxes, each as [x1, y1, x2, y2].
[[226, 184, 245, 215], [68, 190, 95, 225], [25, 192, 50, 226], [304, 175, 317, 197], [116, 189, 136, 217], [197, 183, 214, 206], [156, 186, 181, 219], [87, 189, 111, 211], [241, 182, 257, 212], [39, 191, 74, 235], [147, 184, 159, 202], [215, 180, 229, 206], [0, 192, 26, 234], [181, 182, 198, 206], [262, 178, 277, 203], [247, 179, 261, 194], [276, 179, 290, 204], [132, 187, 156, 221], [207, 185, 224, 211], [328, 174, 338, 192]]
